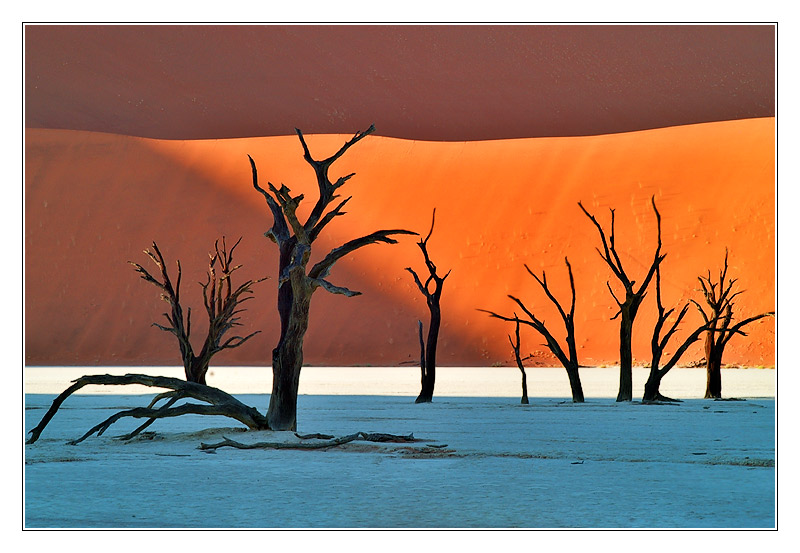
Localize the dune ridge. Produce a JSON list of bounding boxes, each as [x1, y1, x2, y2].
[[25, 118, 775, 368]]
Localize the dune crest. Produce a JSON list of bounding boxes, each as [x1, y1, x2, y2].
[[25, 118, 774, 368]]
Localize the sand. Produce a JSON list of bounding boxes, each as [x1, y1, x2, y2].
[[24, 25, 774, 141], [25, 118, 775, 368], [24, 365, 776, 528]]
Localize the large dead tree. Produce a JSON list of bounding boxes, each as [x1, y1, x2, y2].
[[691, 249, 774, 399], [406, 209, 450, 403], [250, 124, 416, 430], [481, 257, 585, 403], [643, 265, 714, 402], [130, 238, 263, 385], [579, 196, 665, 402]]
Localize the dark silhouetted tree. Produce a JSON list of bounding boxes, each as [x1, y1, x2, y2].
[[508, 315, 530, 404], [691, 249, 774, 399], [579, 197, 665, 402], [28, 239, 270, 444], [130, 237, 263, 385], [250, 124, 416, 430], [406, 209, 450, 403], [643, 265, 713, 402], [482, 257, 585, 403]]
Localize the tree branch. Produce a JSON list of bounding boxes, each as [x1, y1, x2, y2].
[[308, 229, 418, 281]]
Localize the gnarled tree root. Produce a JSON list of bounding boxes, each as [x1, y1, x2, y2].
[[199, 432, 418, 452], [26, 373, 270, 445], [642, 393, 683, 404]]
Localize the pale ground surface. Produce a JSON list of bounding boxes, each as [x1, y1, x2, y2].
[[24, 366, 775, 530]]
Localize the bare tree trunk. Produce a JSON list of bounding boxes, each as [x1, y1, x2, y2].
[[508, 316, 530, 404], [642, 373, 662, 402], [520, 370, 529, 404], [618, 311, 634, 402], [565, 364, 584, 403], [187, 357, 210, 386], [267, 259, 312, 431], [705, 338, 723, 399], [416, 302, 441, 403], [268, 347, 303, 430]]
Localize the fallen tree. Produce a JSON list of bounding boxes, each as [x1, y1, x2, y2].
[[26, 374, 269, 445], [199, 432, 418, 452]]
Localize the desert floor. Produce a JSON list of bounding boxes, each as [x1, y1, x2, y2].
[[24, 366, 775, 529]]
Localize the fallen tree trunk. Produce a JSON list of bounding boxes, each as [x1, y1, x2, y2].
[[26, 373, 270, 444], [199, 431, 418, 452]]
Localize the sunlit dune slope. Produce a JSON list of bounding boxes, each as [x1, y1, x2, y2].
[[25, 118, 775, 368]]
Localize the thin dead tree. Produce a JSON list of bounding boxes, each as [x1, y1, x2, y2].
[[250, 124, 416, 430], [130, 237, 263, 385], [28, 240, 268, 444], [579, 196, 665, 402], [481, 257, 585, 403], [643, 265, 714, 402], [405, 209, 450, 403], [691, 249, 774, 399], [508, 315, 530, 404]]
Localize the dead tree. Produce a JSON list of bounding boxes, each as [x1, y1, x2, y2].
[[130, 237, 263, 385], [508, 315, 530, 404], [579, 196, 665, 402], [26, 374, 270, 444], [405, 209, 450, 403], [691, 249, 774, 399], [643, 265, 714, 402], [250, 124, 416, 430], [481, 257, 585, 403]]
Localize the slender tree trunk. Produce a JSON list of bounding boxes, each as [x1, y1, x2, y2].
[[705, 333, 723, 398], [520, 370, 529, 404], [416, 304, 440, 403], [617, 310, 634, 401], [566, 364, 585, 402]]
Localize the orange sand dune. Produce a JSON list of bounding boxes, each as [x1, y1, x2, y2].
[[25, 118, 775, 368]]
